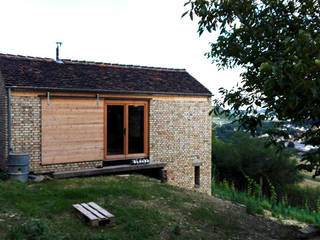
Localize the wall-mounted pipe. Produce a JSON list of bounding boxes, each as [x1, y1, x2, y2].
[[7, 87, 12, 153], [47, 91, 50, 105]]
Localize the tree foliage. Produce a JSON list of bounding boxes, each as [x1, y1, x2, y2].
[[184, 0, 320, 175]]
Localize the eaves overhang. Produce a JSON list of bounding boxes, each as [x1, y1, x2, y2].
[[5, 85, 213, 97]]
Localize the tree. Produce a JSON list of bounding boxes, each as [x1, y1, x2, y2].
[[183, 0, 320, 176]]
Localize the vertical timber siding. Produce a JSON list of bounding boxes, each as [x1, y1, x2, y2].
[[0, 73, 6, 171], [41, 98, 104, 164], [149, 98, 212, 194]]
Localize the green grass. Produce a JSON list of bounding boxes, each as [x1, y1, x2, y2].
[[212, 180, 320, 224], [0, 175, 252, 240]]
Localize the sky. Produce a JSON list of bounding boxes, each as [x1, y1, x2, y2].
[[0, 0, 241, 97]]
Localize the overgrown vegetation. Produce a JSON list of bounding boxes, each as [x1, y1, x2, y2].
[[212, 180, 320, 224], [211, 125, 320, 224], [212, 130, 303, 197], [285, 185, 320, 212]]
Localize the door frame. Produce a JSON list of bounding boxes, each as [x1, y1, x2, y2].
[[104, 100, 149, 160]]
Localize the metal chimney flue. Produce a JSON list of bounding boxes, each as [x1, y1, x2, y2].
[[56, 42, 63, 63]]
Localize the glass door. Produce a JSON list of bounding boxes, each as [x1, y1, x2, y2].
[[128, 105, 144, 154], [106, 105, 125, 158], [105, 100, 148, 160]]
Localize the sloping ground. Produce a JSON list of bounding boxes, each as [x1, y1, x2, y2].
[[301, 173, 320, 188], [0, 175, 299, 240]]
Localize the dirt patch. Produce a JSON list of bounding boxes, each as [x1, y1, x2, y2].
[[300, 178, 320, 188]]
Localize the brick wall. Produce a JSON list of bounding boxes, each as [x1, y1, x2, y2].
[[10, 94, 212, 194], [149, 98, 212, 194], [0, 74, 6, 171]]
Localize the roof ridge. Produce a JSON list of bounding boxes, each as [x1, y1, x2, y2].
[[62, 59, 186, 72], [0, 53, 53, 62], [0, 53, 186, 72]]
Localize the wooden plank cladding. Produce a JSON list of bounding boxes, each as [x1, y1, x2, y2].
[[41, 98, 104, 164]]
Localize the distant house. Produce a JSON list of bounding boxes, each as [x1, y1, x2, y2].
[[0, 53, 212, 194]]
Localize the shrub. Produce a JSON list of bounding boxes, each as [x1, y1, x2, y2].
[[261, 199, 272, 211], [212, 130, 303, 196], [0, 171, 8, 181], [172, 225, 181, 236], [246, 199, 264, 215]]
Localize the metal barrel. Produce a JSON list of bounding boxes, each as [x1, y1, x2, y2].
[[8, 153, 29, 182]]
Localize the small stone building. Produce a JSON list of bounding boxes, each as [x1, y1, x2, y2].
[[0, 53, 212, 194]]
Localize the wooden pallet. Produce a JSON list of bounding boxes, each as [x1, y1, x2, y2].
[[73, 202, 114, 226]]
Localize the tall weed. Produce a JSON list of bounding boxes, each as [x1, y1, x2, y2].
[[212, 180, 320, 224], [285, 185, 320, 212]]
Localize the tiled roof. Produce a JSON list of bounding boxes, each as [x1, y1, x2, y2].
[[0, 53, 211, 96]]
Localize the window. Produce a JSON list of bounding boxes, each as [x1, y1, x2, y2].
[[105, 100, 148, 160], [194, 166, 200, 187]]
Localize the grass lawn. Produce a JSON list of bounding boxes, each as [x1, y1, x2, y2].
[[0, 175, 297, 240]]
